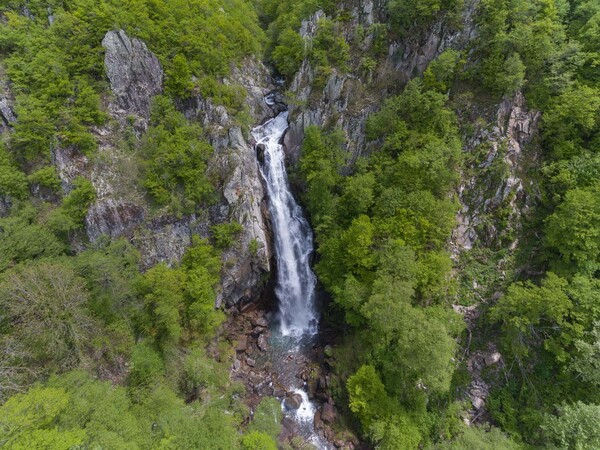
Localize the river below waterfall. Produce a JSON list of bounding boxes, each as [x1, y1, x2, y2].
[[252, 112, 332, 449]]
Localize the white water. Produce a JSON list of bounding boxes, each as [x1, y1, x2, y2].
[[252, 112, 318, 337], [253, 112, 330, 449]]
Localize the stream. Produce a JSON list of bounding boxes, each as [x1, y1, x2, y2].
[[252, 111, 332, 449]]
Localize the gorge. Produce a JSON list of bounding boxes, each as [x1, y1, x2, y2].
[[0, 0, 598, 449]]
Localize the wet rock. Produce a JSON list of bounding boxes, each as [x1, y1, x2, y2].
[[321, 403, 336, 424], [273, 386, 286, 397], [251, 327, 264, 337], [316, 392, 329, 402], [257, 334, 268, 352], [256, 143, 266, 165], [314, 409, 324, 430], [284, 393, 303, 411], [280, 416, 299, 441]]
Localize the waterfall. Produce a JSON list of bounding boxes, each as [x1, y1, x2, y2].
[[253, 112, 331, 449], [252, 112, 318, 337]]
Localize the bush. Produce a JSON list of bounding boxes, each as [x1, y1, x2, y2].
[[211, 221, 244, 249]]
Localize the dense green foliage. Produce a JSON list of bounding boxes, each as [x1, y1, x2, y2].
[[0, 0, 599, 448], [298, 80, 466, 447], [141, 97, 214, 215], [469, 0, 600, 447]]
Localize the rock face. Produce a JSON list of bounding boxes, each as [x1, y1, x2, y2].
[[283, 0, 480, 166], [28, 29, 276, 309], [388, 0, 479, 83], [102, 30, 163, 126], [0, 64, 16, 134], [452, 91, 541, 254], [85, 199, 145, 241]]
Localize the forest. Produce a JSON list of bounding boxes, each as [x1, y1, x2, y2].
[[0, 0, 599, 449]]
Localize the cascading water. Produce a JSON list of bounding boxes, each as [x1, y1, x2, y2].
[[253, 112, 318, 337], [253, 111, 331, 449]]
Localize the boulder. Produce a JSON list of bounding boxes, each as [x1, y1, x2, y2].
[[307, 379, 318, 399], [314, 409, 324, 430], [485, 352, 502, 366], [252, 316, 269, 328], [321, 403, 336, 424], [472, 397, 485, 410], [236, 336, 248, 353], [284, 393, 303, 410], [246, 357, 255, 367], [257, 334, 268, 352]]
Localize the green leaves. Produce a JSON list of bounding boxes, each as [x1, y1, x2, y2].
[[545, 186, 600, 276], [141, 97, 214, 215], [347, 365, 389, 431], [300, 81, 462, 445], [0, 261, 99, 372], [135, 237, 222, 351], [542, 402, 600, 450]]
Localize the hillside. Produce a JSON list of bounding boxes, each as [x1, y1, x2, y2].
[[0, 0, 599, 449]]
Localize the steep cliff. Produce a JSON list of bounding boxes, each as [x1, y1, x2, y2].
[[43, 29, 278, 308]]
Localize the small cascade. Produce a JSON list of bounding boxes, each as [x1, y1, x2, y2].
[[253, 111, 331, 449]]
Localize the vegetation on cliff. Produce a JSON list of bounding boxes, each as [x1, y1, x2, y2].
[[0, 0, 599, 449]]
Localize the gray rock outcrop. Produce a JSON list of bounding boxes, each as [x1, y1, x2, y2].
[[0, 65, 16, 133], [102, 29, 163, 126], [82, 30, 274, 308], [283, 0, 481, 166], [453, 91, 541, 254]]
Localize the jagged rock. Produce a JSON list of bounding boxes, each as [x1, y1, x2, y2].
[[137, 216, 208, 269], [216, 125, 272, 308], [0, 98, 16, 127], [246, 357, 255, 367], [321, 403, 336, 424], [257, 334, 269, 352], [284, 393, 303, 410], [233, 359, 241, 371], [452, 90, 540, 254], [86, 199, 145, 241], [52, 146, 89, 192], [102, 29, 163, 124]]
